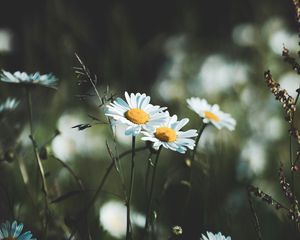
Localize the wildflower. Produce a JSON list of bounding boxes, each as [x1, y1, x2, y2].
[[99, 200, 145, 239], [105, 92, 168, 136], [0, 70, 57, 89], [141, 113, 197, 153], [0, 98, 19, 114], [0, 221, 36, 240], [186, 97, 236, 131], [172, 225, 183, 235], [201, 231, 231, 240]]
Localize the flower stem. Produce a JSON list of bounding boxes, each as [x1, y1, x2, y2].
[[182, 124, 207, 217], [26, 88, 49, 237], [191, 123, 207, 162], [144, 146, 162, 234], [145, 152, 153, 197], [68, 146, 147, 240], [53, 156, 85, 191], [126, 136, 136, 240], [247, 187, 263, 240]]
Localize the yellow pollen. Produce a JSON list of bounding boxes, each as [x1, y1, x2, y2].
[[155, 127, 177, 142], [204, 111, 220, 122], [125, 108, 149, 124]]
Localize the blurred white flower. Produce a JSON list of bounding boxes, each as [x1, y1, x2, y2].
[[201, 231, 231, 240], [197, 55, 249, 94], [157, 79, 185, 101], [155, 35, 187, 101], [99, 200, 145, 239], [239, 139, 267, 178], [164, 35, 186, 58], [112, 123, 132, 146], [263, 116, 284, 141], [262, 17, 285, 36], [232, 23, 257, 47], [0, 98, 19, 114], [51, 111, 106, 161], [269, 30, 298, 54], [279, 72, 299, 99], [247, 104, 284, 141], [240, 86, 256, 107], [0, 29, 13, 53]]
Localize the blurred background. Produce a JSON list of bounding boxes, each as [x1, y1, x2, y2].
[[1, 0, 300, 239]]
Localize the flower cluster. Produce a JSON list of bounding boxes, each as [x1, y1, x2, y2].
[[0, 221, 36, 240], [105, 92, 236, 153]]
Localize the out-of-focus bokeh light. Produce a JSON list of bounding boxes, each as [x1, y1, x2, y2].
[[112, 123, 132, 146], [156, 35, 187, 101], [239, 139, 267, 178], [197, 55, 249, 95], [232, 23, 257, 47], [52, 111, 106, 161], [263, 17, 299, 54], [279, 72, 300, 98], [269, 30, 298, 54], [0, 29, 13, 53], [99, 200, 145, 239]]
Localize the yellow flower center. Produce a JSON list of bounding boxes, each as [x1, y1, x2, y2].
[[204, 111, 220, 122], [125, 108, 150, 124], [155, 127, 177, 142]]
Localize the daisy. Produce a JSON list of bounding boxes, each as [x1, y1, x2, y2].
[[105, 92, 168, 136], [0, 70, 57, 89], [187, 97, 236, 131], [201, 231, 231, 240], [0, 221, 36, 240], [0, 98, 19, 114], [141, 113, 198, 154]]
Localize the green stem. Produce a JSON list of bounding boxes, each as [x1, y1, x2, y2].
[[144, 146, 162, 234], [53, 156, 85, 191], [68, 146, 146, 240], [86, 145, 147, 214], [181, 124, 207, 218], [247, 187, 263, 240], [145, 152, 153, 197], [126, 136, 136, 240], [26, 88, 49, 237], [191, 123, 207, 162]]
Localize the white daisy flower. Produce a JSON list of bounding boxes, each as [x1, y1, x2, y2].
[[0, 220, 36, 240], [0, 70, 57, 89], [0, 98, 19, 114], [201, 231, 231, 240], [141, 113, 198, 154], [105, 92, 168, 136], [187, 97, 236, 131]]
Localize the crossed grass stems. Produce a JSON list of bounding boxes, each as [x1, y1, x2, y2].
[[248, 1, 300, 238]]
